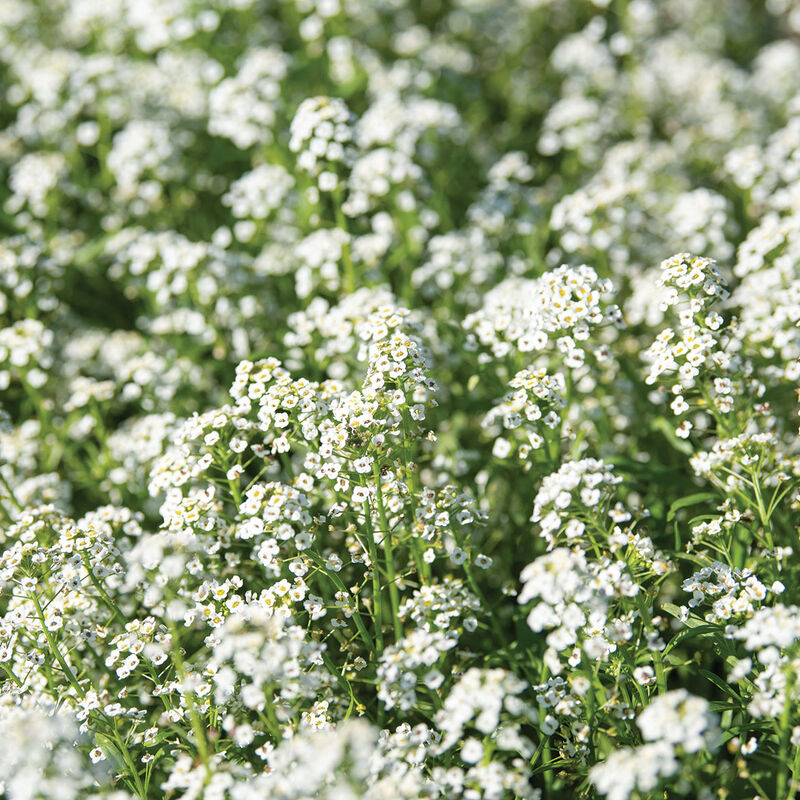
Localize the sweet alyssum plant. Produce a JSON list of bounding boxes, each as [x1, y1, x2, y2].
[[2, 1, 800, 799], [2, 252, 800, 799]]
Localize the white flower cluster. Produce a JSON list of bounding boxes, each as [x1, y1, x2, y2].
[[731, 604, 800, 652], [483, 368, 566, 463], [377, 627, 457, 711], [397, 578, 480, 631], [681, 562, 772, 623], [6, 151, 68, 217], [290, 96, 355, 185], [107, 120, 179, 209], [432, 668, 540, 800], [725, 113, 800, 213], [0, 707, 119, 800], [530, 458, 622, 547], [222, 164, 295, 220], [283, 286, 401, 374], [591, 690, 720, 800], [732, 212, 800, 382], [0, 318, 53, 388], [690, 432, 799, 491], [643, 253, 731, 395], [727, 605, 800, 720], [209, 603, 330, 715], [208, 46, 289, 149], [412, 229, 504, 297], [464, 265, 620, 364], [295, 227, 351, 298], [343, 147, 422, 216], [519, 547, 639, 659]]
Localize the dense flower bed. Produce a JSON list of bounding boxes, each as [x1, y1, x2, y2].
[[1, 1, 800, 798]]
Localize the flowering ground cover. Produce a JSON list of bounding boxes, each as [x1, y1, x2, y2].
[[1, 1, 800, 798]]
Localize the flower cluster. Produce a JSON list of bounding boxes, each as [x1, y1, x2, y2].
[[519, 548, 640, 661], [290, 96, 355, 187], [464, 265, 619, 363], [590, 690, 721, 800]]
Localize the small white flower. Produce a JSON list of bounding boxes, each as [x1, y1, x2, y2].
[[541, 715, 558, 735], [353, 456, 373, 474], [675, 420, 693, 439], [460, 738, 484, 764], [351, 486, 369, 503]]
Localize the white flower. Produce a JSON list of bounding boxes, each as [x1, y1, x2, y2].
[[460, 738, 484, 764], [541, 715, 558, 735], [353, 456, 373, 474], [351, 486, 369, 503]]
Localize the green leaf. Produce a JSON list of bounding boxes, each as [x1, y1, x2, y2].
[[672, 551, 715, 569], [93, 733, 126, 773], [661, 602, 688, 621], [667, 492, 717, 521], [698, 668, 742, 702], [662, 611, 722, 655], [651, 416, 693, 455], [665, 624, 721, 651], [709, 700, 739, 712]]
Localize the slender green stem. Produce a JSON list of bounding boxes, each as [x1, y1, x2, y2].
[[373, 464, 403, 640], [362, 492, 385, 655], [401, 413, 430, 584], [307, 553, 375, 652], [0, 662, 22, 686], [111, 722, 147, 799], [333, 187, 355, 293], [776, 667, 796, 799], [167, 623, 210, 772], [81, 555, 125, 625], [0, 470, 22, 512], [31, 594, 148, 799], [30, 593, 83, 694], [636, 593, 667, 694]]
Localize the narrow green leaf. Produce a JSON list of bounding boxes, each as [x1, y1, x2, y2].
[[698, 668, 742, 701], [651, 417, 693, 455], [667, 492, 717, 521]]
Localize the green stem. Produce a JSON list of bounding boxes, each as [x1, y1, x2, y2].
[[31, 595, 148, 798], [111, 722, 147, 799], [401, 413, 430, 584], [81, 555, 125, 625], [167, 623, 210, 772], [0, 662, 22, 686], [363, 492, 385, 655], [749, 467, 769, 525], [373, 464, 403, 641], [30, 593, 83, 694], [307, 553, 376, 653], [0, 470, 22, 512], [636, 593, 667, 694], [767, 480, 797, 521], [333, 185, 355, 293], [776, 668, 796, 799]]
